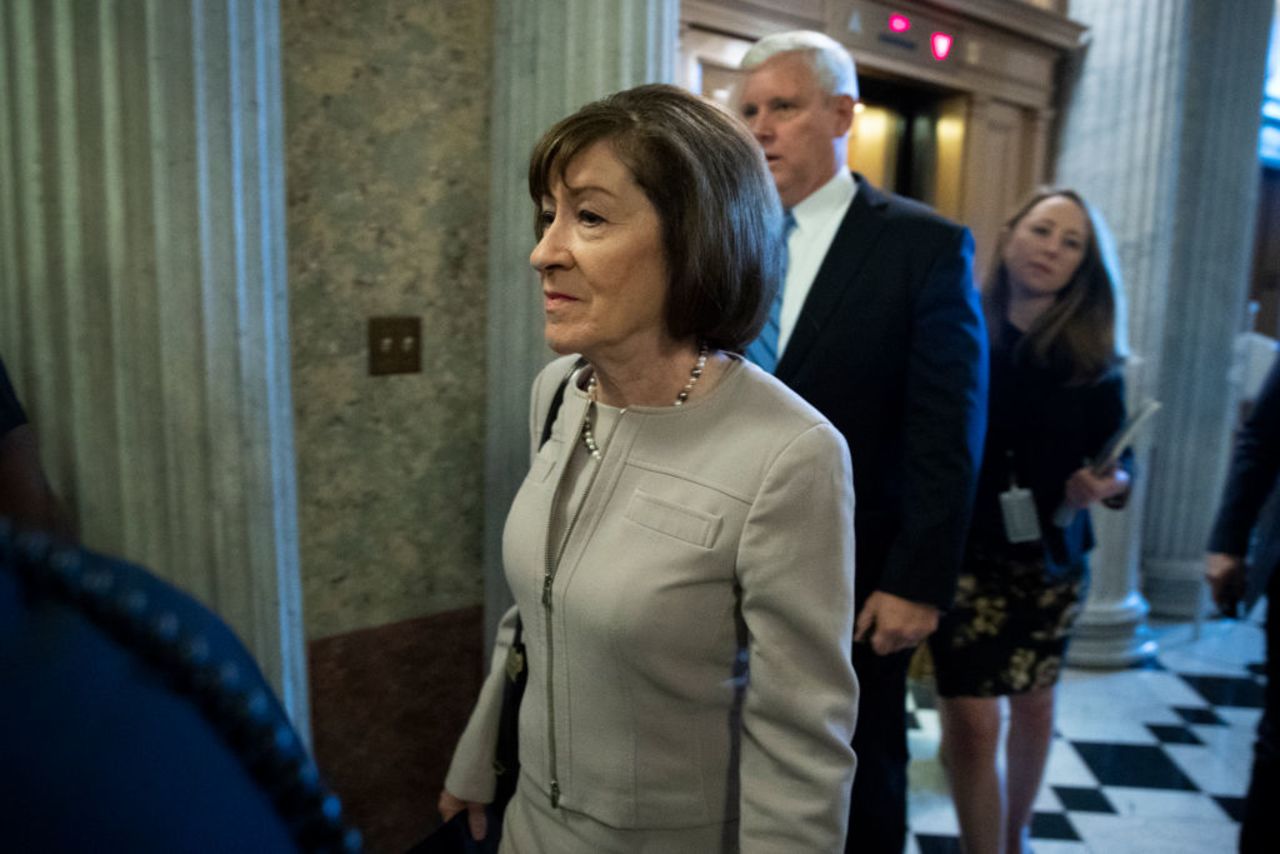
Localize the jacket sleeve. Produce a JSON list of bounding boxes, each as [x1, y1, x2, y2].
[[737, 422, 859, 853], [1208, 357, 1280, 556], [443, 605, 520, 802], [880, 226, 989, 608]]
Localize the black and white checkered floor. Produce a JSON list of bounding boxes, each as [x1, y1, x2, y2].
[[906, 609, 1267, 853]]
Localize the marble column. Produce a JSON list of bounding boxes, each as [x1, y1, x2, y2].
[[1141, 0, 1273, 617], [482, 0, 679, 651], [1058, 0, 1271, 664], [0, 0, 307, 729]]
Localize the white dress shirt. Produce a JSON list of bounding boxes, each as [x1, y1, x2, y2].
[[778, 170, 857, 355]]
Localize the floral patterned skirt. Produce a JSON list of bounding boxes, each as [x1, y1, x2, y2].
[[929, 542, 1087, 698]]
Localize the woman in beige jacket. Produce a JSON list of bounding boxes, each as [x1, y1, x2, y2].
[[439, 84, 858, 853]]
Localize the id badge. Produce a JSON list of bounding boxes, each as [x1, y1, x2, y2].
[[999, 487, 1042, 544]]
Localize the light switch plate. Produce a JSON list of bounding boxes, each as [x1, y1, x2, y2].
[[368, 316, 422, 375]]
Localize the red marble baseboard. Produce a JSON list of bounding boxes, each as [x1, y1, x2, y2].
[[308, 606, 484, 853]]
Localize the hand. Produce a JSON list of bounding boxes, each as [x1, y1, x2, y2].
[[1064, 465, 1130, 510], [1204, 552, 1247, 617], [854, 591, 940, 656], [438, 789, 488, 841]]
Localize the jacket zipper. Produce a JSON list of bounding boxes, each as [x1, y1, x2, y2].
[[541, 520, 560, 808], [540, 406, 612, 809]]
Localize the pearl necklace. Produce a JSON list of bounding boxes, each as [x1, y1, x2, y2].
[[581, 343, 710, 461]]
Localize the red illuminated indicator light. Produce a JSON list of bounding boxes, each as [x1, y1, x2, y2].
[[888, 14, 911, 33], [931, 32, 954, 61]]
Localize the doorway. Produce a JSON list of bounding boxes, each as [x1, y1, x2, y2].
[[853, 73, 967, 222]]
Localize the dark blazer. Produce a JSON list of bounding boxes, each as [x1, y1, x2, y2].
[[776, 175, 988, 610], [970, 323, 1129, 576], [1209, 355, 1280, 590]]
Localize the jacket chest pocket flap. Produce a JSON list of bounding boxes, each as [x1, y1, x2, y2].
[[624, 489, 721, 549]]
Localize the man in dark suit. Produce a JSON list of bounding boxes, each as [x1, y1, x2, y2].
[[1206, 355, 1280, 853], [738, 31, 988, 853]]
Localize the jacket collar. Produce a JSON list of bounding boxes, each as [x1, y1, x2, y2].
[[776, 173, 889, 380]]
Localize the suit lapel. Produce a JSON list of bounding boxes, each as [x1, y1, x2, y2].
[[776, 175, 890, 381]]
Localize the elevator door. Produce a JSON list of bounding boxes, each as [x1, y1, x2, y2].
[[852, 75, 967, 225]]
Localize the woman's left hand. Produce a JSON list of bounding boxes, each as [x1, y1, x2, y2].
[[1064, 465, 1130, 509], [438, 789, 489, 841]]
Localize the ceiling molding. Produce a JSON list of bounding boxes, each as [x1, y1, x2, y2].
[[915, 0, 1088, 50]]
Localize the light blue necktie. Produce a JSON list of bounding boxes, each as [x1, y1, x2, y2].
[[745, 210, 796, 374]]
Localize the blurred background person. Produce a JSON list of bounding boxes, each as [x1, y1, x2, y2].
[[0, 526, 359, 852], [1, 360, 358, 851], [438, 84, 858, 852], [1205, 355, 1280, 853], [927, 189, 1132, 854]]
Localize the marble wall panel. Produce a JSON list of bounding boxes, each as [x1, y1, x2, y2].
[[283, 0, 493, 639], [308, 605, 484, 851]]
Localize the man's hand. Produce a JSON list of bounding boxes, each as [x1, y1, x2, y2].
[[1204, 552, 1247, 617], [438, 789, 488, 841], [854, 591, 940, 656]]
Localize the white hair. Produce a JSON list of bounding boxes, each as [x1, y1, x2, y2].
[[740, 30, 859, 100]]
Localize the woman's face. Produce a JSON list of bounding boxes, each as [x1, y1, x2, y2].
[[1002, 195, 1091, 300], [530, 141, 671, 361]]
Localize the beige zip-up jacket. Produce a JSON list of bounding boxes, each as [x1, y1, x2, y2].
[[445, 355, 858, 852]]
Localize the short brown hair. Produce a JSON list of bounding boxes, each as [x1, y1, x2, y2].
[[528, 84, 783, 351], [985, 187, 1124, 385]]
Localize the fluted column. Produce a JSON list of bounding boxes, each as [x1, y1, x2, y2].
[[1055, 0, 1183, 664], [1141, 0, 1272, 617], [0, 0, 307, 729], [1058, 0, 1271, 664], [482, 0, 678, 650]]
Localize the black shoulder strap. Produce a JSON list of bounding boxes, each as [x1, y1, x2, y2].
[[518, 359, 583, 645], [538, 358, 584, 450]]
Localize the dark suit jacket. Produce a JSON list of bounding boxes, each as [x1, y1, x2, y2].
[[776, 175, 988, 610], [1209, 355, 1280, 592]]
